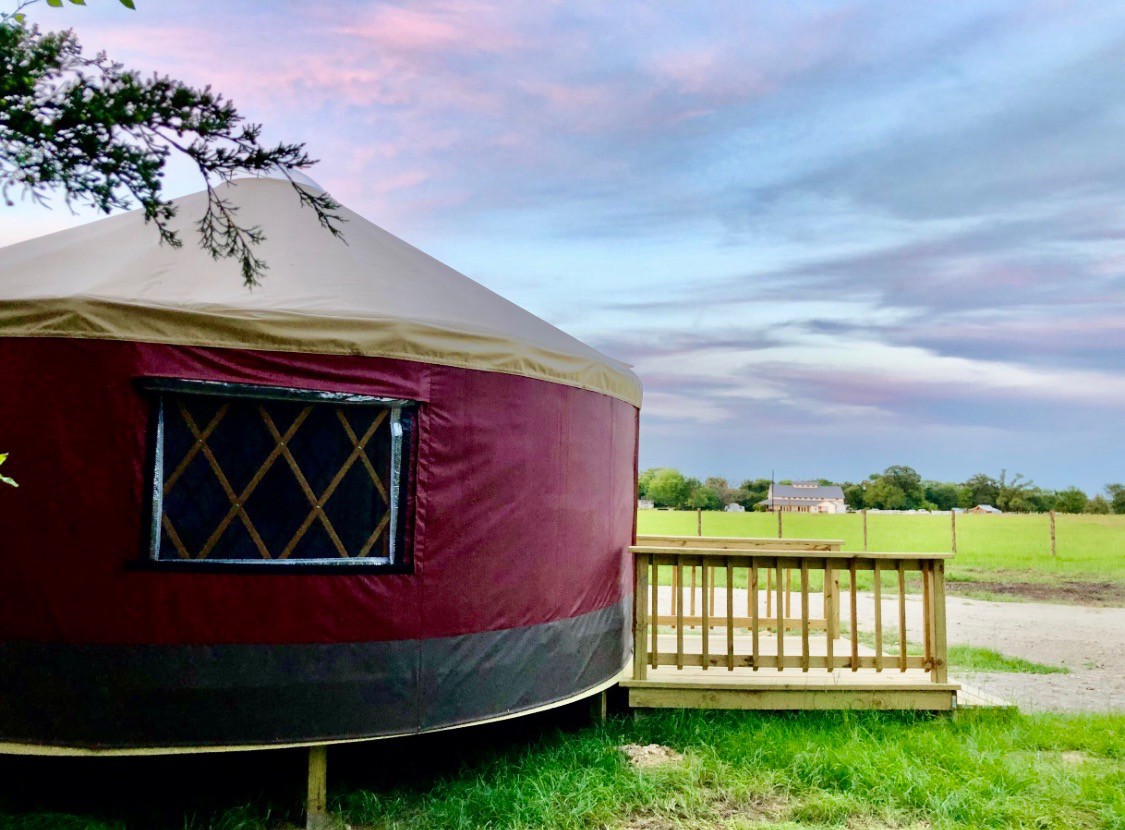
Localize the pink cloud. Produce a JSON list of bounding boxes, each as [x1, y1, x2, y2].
[[337, 1, 524, 55]]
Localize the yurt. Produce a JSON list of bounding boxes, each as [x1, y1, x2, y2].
[[0, 174, 641, 752]]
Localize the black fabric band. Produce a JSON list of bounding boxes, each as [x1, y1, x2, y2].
[[0, 599, 629, 750]]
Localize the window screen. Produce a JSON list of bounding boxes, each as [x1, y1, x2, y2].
[[145, 379, 414, 567]]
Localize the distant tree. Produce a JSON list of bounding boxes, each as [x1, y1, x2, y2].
[[923, 480, 962, 512], [646, 468, 691, 509], [882, 465, 924, 507], [841, 482, 865, 511], [637, 468, 657, 500], [1, 2, 342, 285], [702, 477, 733, 505], [736, 478, 771, 511], [1026, 488, 1057, 513], [963, 473, 1000, 508], [1086, 495, 1111, 515], [864, 465, 922, 510], [1054, 487, 1088, 514], [1106, 483, 1125, 515], [996, 469, 1035, 513], [687, 477, 724, 510], [864, 477, 907, 510]]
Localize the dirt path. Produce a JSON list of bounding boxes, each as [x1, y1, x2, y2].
[[853, 592, 1124, 711]]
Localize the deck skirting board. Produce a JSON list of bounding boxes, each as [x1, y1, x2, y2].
[[625, 681, 958, 711]]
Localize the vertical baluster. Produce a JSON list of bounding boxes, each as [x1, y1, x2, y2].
[[775, 558, 784, 671], [750, 562, 760, 670], [633, 553, 649, 680], [932, 560, 949, 683], [825, 559, 835, 672], [800, 559, 810, 672], [922, 560, 934, 673], [746, 560, 754, 622], [689, 564, 697, 619], [676, 556, 685, 669], [849, 558, 859, 672], [766, 568, 773, 618], [670, 564, 679, 627], [650, 560, 659, 669], [873, 559, 883, 672], [710, 565, 717, 628], [897, 561, 907, 673], [726, 557, 735, 671], [701, 558, 710, 671]]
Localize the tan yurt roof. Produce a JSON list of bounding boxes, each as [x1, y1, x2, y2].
[[0, 176, 641, 406]]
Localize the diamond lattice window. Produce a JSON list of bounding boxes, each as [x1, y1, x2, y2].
[[146, 380, 414, 566]]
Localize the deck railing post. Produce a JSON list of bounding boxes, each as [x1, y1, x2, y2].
[[932, 559, 949, 683], [633, 552, 649, 680]]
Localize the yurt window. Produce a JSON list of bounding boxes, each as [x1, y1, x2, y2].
[[142, 379, 414, 568]]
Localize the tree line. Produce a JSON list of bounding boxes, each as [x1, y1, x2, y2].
[[638, 465, 1125, 515]]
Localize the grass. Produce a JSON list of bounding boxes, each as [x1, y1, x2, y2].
[[339, 710, 1125, 830], [637, 511, 1125, 603], [3, 709, 1120, 829], [947, 645, 1070, 675]]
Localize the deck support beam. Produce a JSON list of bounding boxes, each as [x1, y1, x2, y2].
[[306, 745, 332, 830]]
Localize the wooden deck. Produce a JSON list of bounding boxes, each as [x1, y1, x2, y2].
[[626, 538, 960, 712]]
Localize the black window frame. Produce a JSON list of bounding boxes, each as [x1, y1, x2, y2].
[[136, 377, 416, 574]]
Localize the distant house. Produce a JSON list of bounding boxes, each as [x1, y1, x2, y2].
[[637, 499, 655, 510], [724, 503, 746, 513], [758, 481, 846, 514], [967, 504, 1001, 514]]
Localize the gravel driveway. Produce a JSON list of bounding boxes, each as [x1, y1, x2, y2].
[[853, 593, 1125, 712]]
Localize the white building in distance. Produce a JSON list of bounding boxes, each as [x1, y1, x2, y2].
[[759, 482, 847, 514]]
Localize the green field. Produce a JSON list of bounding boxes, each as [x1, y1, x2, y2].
[[637, 511, 1125, 604]]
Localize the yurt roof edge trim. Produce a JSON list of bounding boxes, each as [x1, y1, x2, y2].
[[0, 296, 643, 406]]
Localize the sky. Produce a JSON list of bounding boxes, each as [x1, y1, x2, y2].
[[4, 1, 1125, 492]]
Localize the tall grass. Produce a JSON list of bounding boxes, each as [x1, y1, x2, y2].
[[336, 710, 1124, 830]]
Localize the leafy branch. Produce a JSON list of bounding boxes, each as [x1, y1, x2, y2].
[[1, 1, 344, 285], [0, 453, 16, 488]]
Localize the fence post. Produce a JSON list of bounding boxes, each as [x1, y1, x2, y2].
[[1049, 510, 1056, 557], [862, 509, 868, 552], [777, 509, 782, 539], [950, 509, 957, 555], [697, 508, 702, 537]]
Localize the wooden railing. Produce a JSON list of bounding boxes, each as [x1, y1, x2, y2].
[[631, 545, 950, 684], [635, 535, 845, 638]]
